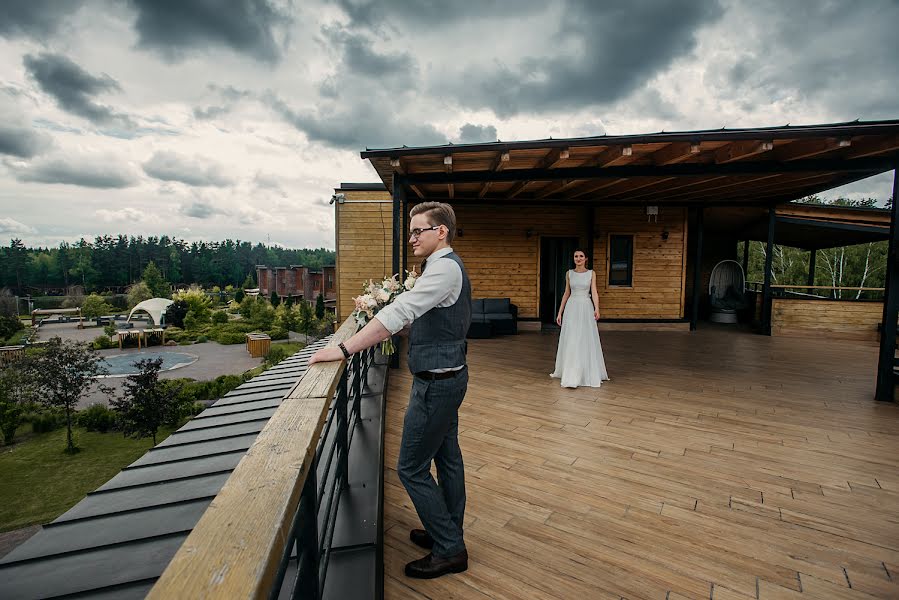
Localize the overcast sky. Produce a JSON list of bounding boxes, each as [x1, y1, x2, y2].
[[1, 0, 897, 250]]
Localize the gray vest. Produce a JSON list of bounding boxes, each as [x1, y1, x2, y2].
[[407, 252, 471, 373]]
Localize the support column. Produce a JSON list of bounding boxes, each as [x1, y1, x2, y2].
[[742, 239, 750, 278], [391, 174, 404, 279], [875, 167, 899, 402], [690, 207, 704, 331], [762, 207, 776, 335], [390, 176, 405, 369], [807, 249, 817, 295], [586, 206, 595, 270], [401, 196, 408, 280]]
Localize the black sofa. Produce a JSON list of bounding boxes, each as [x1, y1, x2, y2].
[[468, 298, 518, 338]]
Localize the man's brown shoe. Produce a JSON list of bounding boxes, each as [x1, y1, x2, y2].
[[410, 528, 434, 549], [404, 550, 468, 579]]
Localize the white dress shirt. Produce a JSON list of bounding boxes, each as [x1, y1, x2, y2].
[[375, 246, 464, 372]]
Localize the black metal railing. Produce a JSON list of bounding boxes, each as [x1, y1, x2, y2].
[[269, 346, 376, 600]]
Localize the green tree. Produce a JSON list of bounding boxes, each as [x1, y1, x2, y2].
[[142, 261, 170, 298], [242, 274, 255, 289], [5, 239, 30, 290], [270, 290, 280, 307], [0, 315, 23, 342], [172, 288, 212, 325], [127, 281, 153, 309], [234, 288, 245, 303], [81, 294, 115, 319], [26, 337, 109, 453], [111, 357, 183, 445], [315, 293, 325, 319], [0, 361, 36, 445], [298, 300, 314, 343]]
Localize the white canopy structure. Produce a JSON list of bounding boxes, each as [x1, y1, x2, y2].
[[127, 298, 173, 326]]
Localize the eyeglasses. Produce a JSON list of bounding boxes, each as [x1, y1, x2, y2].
[[409, 225, 441, 239]]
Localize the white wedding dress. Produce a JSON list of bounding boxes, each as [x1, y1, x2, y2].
[[550, 269, 610, 388]]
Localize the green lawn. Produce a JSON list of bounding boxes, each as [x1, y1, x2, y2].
[[0, 426, 173, 532], [2, 328, 27, 346]]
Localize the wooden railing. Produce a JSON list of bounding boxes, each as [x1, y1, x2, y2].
[[147, 317, 374, 599]]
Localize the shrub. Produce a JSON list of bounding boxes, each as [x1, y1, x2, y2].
[[211, 310, 228, 324], [31, 410, 66, 433], [196, 335, 208, 343], [92, 335, 116, 350], [81, 294, 115, 319], [269, 327, 288, 340], [77, 403, 118, 433], [0, 315, 24, 341], [264, 345, 289, 367], [234, 288, 245, 303], [214, 331, 247, 345]]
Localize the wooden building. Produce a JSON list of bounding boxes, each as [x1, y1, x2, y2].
[[256, 264, 337, 307], [335, 119, 899, 400]]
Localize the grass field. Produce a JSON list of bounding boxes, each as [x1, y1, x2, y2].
[[0, 425, 174, 532]]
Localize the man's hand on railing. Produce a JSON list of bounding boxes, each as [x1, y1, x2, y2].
[[309, 347, 343, 365]]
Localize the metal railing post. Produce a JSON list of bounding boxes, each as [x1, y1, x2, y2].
[[296, 466, 320, 600], [337, 369, 349, 489]]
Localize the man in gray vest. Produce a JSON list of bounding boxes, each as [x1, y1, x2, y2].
[[310, 201, 471, 579]]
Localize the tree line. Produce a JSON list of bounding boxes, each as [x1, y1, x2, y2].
[[1, 236, 335, 293]]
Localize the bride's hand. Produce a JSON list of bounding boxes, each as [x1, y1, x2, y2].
[[556, 314, 562, 326], [594, 309, 600, 321]]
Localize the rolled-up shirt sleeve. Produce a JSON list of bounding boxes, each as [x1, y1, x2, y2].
[[374, 257, 462, 335]]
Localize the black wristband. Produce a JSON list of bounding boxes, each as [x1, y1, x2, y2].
[[338, 342, 351, 359]]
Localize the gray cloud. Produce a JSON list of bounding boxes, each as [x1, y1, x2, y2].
[[143, 151, 234, 187], [714, 1, 899, 119], [23, 53, 134, 127], [265, 91, 446, 150], [0, 1, 84, 39], [14, 157, 139, 188], [323, 26, 416, 81], [0, 125, 53, 158], [457, 124, 497, 143], [436, 0, 722, 117], [130, 0, 291, 64], [335, 0, 546, 30], [181, 200, 226, 219], [0, 218, 37, 235], [193, 105, 229, 120]]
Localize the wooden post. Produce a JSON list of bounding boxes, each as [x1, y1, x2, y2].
[[586, 206, 595, 270], [875, 166, 899, 402], [690, 207, 704, 331], [402, 195, 409, 280], [762, 207, 776, 335], [742, 239, 750, 279], [807, 249, 817, 295], [391, 175, 405, 369]]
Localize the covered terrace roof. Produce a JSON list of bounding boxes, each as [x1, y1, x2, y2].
[[361, 120, 899, 206], [707, 203, 890, 250]]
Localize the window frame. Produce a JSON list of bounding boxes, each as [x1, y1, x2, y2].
[[607, 233, 635, 288]]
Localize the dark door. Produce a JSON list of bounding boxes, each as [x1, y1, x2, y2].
[[540, 237, 579, 325]]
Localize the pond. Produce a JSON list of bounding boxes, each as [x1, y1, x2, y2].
[[100, 351, 198, 377]]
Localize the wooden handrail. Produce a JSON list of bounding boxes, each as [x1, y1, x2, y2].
[[146, 317, 358, 600], [771, 285, 884, 291]]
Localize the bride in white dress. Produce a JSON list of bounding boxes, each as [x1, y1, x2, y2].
[[550, 250, 610, 388]]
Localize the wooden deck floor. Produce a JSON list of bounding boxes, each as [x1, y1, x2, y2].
[[382, 326, 899, 600]]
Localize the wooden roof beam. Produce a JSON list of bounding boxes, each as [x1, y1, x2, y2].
[[843, 134, 899, 159], [774, 137, 852, 161], [568, 178, 629, 198], [505, 147, 569, 199], [444, 155, 454, 198], [390, 158, 424, 198], [715, 140, 774, 164], [477, 151, 510, 198], [651, 142, 702, 165]]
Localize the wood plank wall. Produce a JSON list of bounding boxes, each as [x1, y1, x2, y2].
[[772, 298, 883, 342], [592, 207, 688, 319], [336, 198, 689, 322], [335, 190, 393, 320]]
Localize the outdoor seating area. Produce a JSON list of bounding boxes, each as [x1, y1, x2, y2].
[[468, 298, 519, 338]]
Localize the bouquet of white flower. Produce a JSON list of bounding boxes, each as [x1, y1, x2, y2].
[[352, 269, 418, 355]]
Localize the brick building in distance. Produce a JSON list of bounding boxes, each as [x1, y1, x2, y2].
[[255, 265, 336, 308]]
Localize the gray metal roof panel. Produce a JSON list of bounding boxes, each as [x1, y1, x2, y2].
[[0, 337, 332, 599]]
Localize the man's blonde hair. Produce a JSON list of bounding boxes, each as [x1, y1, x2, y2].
[[410, 202, 457, 244]]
